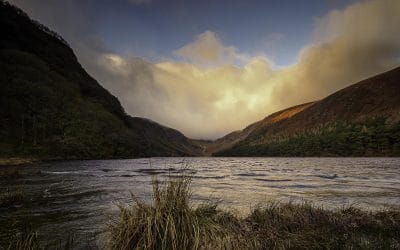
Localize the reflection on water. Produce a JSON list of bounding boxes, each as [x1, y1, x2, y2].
[[1, 157, 400, 245]]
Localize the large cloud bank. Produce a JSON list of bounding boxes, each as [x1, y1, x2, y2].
[[9, 0, 400, 139]]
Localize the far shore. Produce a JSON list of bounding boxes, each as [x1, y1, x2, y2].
[[0, 157, 37, 166], [2, 155, 400, 167]]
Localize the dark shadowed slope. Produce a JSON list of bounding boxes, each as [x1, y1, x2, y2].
[[215, 66, 400, 156], [0, 1, 201, 160], [128, 117, 202, 156]]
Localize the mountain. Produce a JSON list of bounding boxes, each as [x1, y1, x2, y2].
[[128, 117, 201, 156], [0, 1, 201, 160], [2, 1, 399, 160], [214, 66, 400, 156]]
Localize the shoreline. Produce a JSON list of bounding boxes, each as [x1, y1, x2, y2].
[[1, 155, 400, 166], [0, 157, 37, 166]]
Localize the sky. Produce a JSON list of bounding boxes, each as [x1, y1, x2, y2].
[[8, 0, 400, 139]]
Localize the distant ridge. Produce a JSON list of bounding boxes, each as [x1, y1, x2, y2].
[[213, 66, 400, 156]]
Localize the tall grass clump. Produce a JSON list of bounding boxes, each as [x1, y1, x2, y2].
[[109, 177, 202, 250]]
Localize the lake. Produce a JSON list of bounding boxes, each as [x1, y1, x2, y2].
[[1, 157, 400, 247]]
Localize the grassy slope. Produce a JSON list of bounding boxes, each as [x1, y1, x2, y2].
[[215, 67, 400, 156]]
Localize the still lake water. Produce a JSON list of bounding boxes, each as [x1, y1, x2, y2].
[[1, 157, 400, 246]]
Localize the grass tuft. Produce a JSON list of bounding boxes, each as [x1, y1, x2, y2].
[[109, 177, 200, 249], [0, 188, 24, 207], [7, 230, 40, 250]]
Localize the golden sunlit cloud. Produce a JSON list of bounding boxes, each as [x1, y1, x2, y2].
[[95, 0, 400, 139], [174, 31, 245, 66]]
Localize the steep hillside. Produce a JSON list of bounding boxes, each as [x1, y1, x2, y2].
[[215, 67, 400, 156], [196, 102, 315, 155], [0, 1, 201, 160]]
